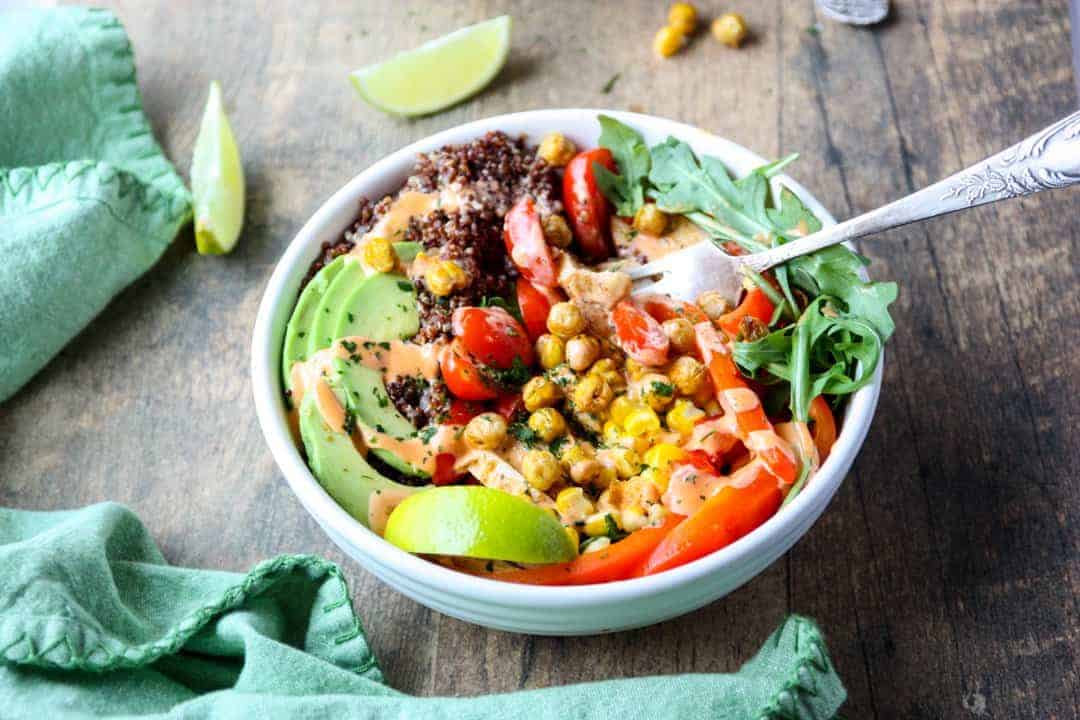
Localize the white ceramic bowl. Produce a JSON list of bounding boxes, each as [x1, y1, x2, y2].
[[252, 109, 882, 636]]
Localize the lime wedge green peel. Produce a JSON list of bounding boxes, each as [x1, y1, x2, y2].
[[191, 81, 245, 255], [350, 16, 511, 117], [384, 486, 577, 564]]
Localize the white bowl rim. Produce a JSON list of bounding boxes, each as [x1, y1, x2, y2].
[[251, 108, 882, 610]]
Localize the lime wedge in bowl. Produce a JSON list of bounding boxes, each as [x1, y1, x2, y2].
[[350, 16, 511, 117], [384, 486, 577, 564], [191, 81, 245, 255]]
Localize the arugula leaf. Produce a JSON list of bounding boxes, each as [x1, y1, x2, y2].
[[594, 115, 651, 216], [733, 297, 882, 422], [788, 247, 898, 341]]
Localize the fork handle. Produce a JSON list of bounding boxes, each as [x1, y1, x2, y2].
[[742, 109, 1080, 273]]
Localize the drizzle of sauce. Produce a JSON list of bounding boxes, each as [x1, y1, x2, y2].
[[368, 485, 416, 535], [611, 215, 709, 263], [348, 188, 465, 263]]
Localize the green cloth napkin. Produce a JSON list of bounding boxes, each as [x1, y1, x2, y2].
[[0, 502, 847, 719], [0, 7, 192, 403]]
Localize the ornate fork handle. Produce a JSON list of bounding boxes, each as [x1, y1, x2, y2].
[[743, 110, 1080, 274]]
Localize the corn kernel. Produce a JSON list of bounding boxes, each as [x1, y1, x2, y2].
[[647, 503, 670, 526], [624, 406, 661, 437], [584, 512, 620, 538], [609, 395, 638, 425], [633, 203, 669, 236], [522, 376, 562, 412], [668, 2, 697, 34], [643, 443, 687, 470], [559, 443, 594, 468], [607, 446, 641, 479], [535, 334, 565, 370], [637, 465, 671, 493], [625, 358, 648, 380], [602, 420, 624, 446], [425, 260, 466, 297], [653, 25, 685, 58], [712, 12, 748, 48], [523, 449, 561, 491], [528, 408, 567, 442], [666, 399, 705, 436], [361, 237, 397, 273], [621, 505, 649, 532], [541, 214, 573, 248], [538, 132, 577, 167], [556, 487, 595, 523], [583, 536, 612, 554]]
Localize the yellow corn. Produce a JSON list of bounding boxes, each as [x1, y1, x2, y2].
[[621, 505, 649, 533], [584, 512, 620, 538], [361, 237, 397, 273], [623, 406, 660, 437], [555, 487, 595, 523], [608, 395, 638, 426], [643, 443, 687, 470], [607, 446, 641, 479], [666, 399, 705, 437]]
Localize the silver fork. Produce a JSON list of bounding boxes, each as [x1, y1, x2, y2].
[[629, 110, 1080, 305]]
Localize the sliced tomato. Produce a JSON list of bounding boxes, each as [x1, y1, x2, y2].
[[452, 306, 534, 369], [504, 197, 558, 288], [718, 288, 775, 338], [432, 453, 459, 486], [563, 148, 615, 260], [612, 299, 670, 366], [808, 395, 837, 460], [490, 515, 682, 585], [639, 294, 709, 325], [439, 339, 497, 401], [516, 278, 561, 341], [635, 461, 782, 576], [445, 399, 485, 426], [494, 392, 525, 422]]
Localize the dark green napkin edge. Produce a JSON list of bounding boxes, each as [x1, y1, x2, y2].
[[754, 616, 844, 719]]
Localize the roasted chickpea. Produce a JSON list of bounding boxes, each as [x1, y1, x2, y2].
[[712, 12, 748, 48], [573, 375, 614, 413], [522, 376, 562, 412], [669, 356, 705, 396], [523, 449, 561, 491], [565, 335, 600, 372], [464, 412, 508, 450], [541, 214, 573, 248], [638, 372, 676, 411], [528, 408, 567, 442], [696, 290, 734, 322], [538, 132, 577, 167], [653, 25, 685, 58], [661, 317, 696, 354], [589, 357, 625, 391], [633, 204, 669, 236], [668, 2, 697, 34], [535, 334, 566, 370], [546, 301, 586, 338], [361, 237, 397, 273]]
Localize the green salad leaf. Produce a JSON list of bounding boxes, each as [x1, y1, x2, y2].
[[593, 114, 651, 217]]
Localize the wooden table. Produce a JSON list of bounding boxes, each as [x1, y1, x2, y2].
[[6, 1, 1079, 717]]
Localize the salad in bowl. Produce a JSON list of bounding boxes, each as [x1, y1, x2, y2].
[[276, 113, 896, 591]]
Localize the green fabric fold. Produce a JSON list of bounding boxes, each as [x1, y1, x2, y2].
[[0, 502, 845, 719], [0, 7, 192, 403]]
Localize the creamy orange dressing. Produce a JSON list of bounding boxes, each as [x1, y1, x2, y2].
[[720, 388, 761, 414], [349, 188, 464, 251], [368, 486, 415, 536], [611, 215, 709, 263], [662, 457, 769, 516]]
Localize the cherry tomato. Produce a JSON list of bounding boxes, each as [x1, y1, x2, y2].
[[516, 278, 562, 341], [612, 299, 670, 366], [639, 293, 709, 325], [432, 453, 459, 486], [494, 392, 525, 422], [504, 197, 558, 287], [439, 339, 497, 400], [452, 306, 534, 369], [563, 148, 616, 260]]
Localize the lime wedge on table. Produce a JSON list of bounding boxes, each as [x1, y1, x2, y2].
[[350, 16, 511, 117], [384, 486, 577, 564], [191, 81, 245, 255]]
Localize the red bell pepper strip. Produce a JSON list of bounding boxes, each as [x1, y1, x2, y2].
[[718, 288, 775, 339], [635, 460, 782, 576], [490, 515, 682, 586]]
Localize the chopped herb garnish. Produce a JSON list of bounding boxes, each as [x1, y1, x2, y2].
[[549, 436, 568, 457], [342, 410, 357, 435], [397, 280, 414, 292], [481, 356, 531, 389], [347, 312, 355, 323], [378, 341, 391, 350], [651, 381, 674, 397], [341, 340, 357, 353], [601, 72, 621, 94], [418, 426, 438, 444], [508, 422, 540, 448]]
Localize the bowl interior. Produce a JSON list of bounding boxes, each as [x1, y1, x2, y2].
[[251, 109, 882, 609]]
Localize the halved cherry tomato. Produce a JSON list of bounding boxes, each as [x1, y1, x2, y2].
[[504, 197, 558, 288], [808, 395, 837, 461], [718, 288, 775, 338], [452, 306, 534, 369], [516, 278, 562, 341], [612, 299, 670, 366], [439, 339, 497, 400], [432, 453, 459, 486], [490, 515, 682, 585], [563, 148, 616, 260], [494, 392, 524, 422], [640, 294, 709, 325], [635, 460, 781, 576], [445, 399, 485, 426]]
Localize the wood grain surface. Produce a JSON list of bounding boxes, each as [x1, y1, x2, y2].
[[5, 1, 1079, 717]]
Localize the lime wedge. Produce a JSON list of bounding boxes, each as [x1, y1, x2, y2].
[[350, 16, 511, 117], [384, 486, 577, 564], [191, 81, 245, 255]]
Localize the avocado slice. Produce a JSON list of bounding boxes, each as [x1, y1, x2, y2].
[[327, 357, 428, 478], [298, 392, 422, 527], [392, 240, 421, 263], [334, 272, 419, 340], [307, 257, 369, 358], [282, 255, 346, 390]]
